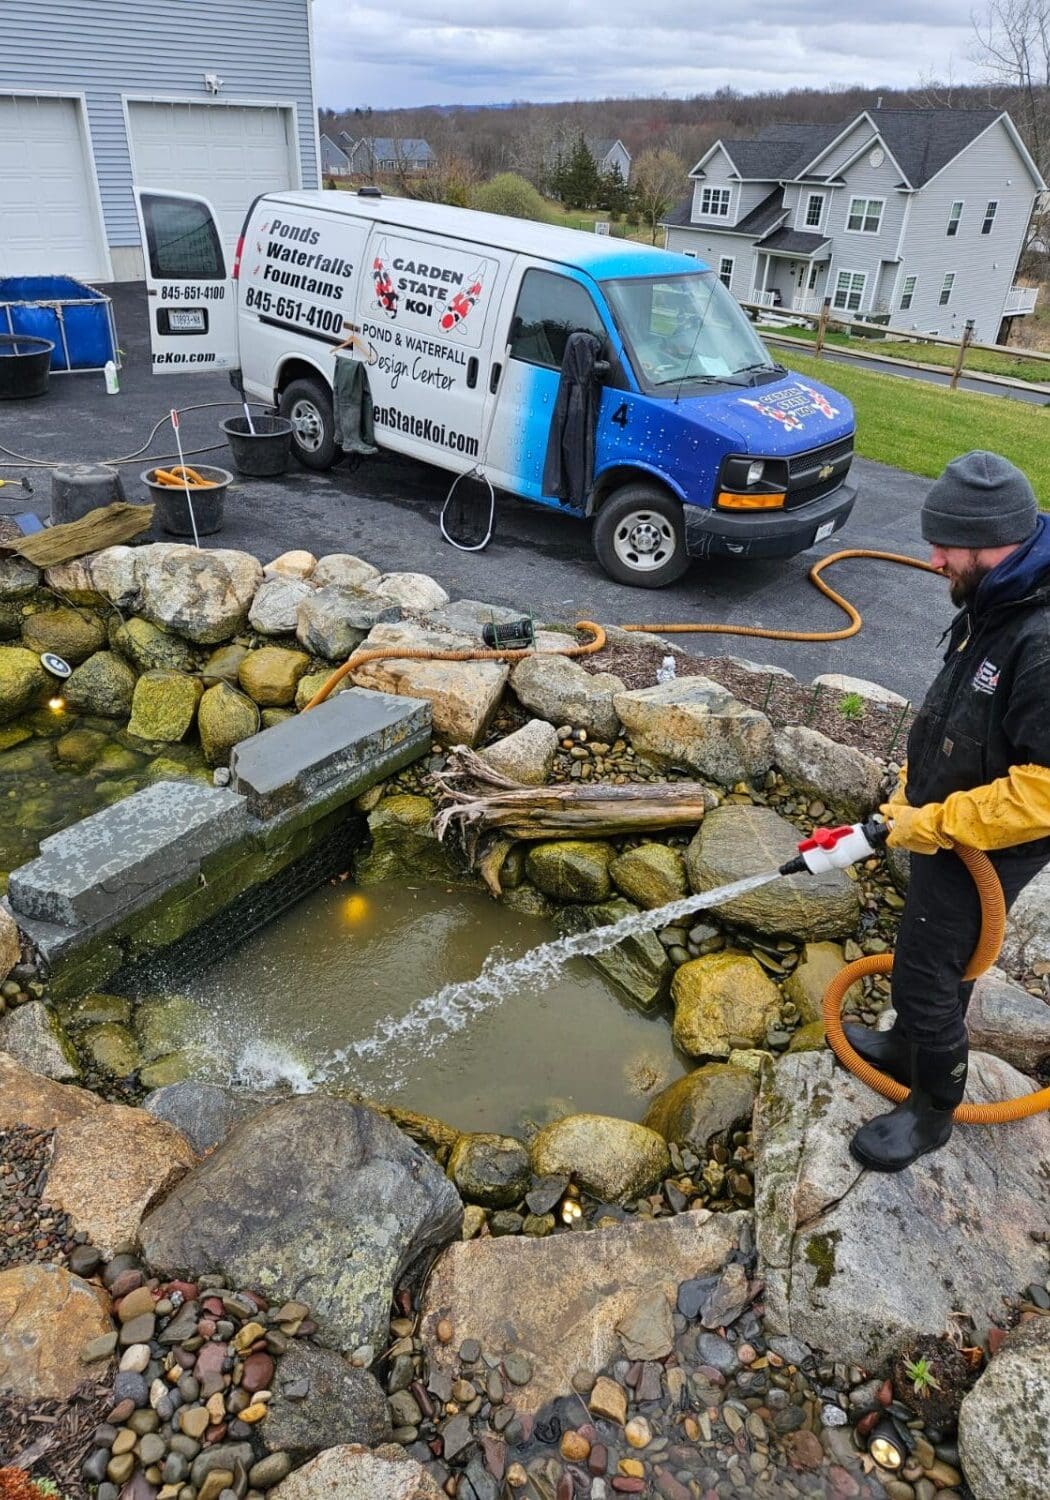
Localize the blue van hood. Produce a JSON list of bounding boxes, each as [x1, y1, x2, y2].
[[680, 369, 854, 452]]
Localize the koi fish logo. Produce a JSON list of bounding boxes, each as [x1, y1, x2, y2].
[[795, 383, 839, 419], [739, 398, 804, 432], [373, 241, 398, 318], [440, 266, 485, 333]]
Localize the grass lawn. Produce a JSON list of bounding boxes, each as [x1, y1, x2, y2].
[[759, 322, 1050, 385], [781, 349, 1050, 505], [542, 200, 653, 243]]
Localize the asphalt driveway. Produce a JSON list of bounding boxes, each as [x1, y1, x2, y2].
[[0, 282, 958, 704]]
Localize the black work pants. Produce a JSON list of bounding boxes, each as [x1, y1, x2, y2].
[[892, 846, 1048, 1049]]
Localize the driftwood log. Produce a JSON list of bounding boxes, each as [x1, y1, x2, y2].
[[431, 746, 715, 895]]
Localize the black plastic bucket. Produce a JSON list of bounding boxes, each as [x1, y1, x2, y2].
[[142, 465, 232, 536], [0, 334, 54, 399], [221, 414, 294, 476]]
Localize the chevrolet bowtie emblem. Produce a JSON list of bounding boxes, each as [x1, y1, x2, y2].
[[818, 463, 835, 481]]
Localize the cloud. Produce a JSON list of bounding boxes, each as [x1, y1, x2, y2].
[[311, 0, 978, 109]]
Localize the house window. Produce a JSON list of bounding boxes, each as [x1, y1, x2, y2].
[[807, 263, 820, 291], [939, 272, 956, 306], [833, 270, 866, 312], [804, 193, 825, 228], [700, 187, 731, 218], [982, 200, 998, 234], [846, 196, 883, 233], [718, 256, 734, 289], [946, 201, 963, 236], [900, 275, 917, 310]]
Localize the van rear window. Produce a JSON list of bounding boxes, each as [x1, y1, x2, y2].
[[509, 269, 606, 369], [141, 195, 225, 281]]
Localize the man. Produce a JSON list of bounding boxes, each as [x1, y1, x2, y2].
[[846, 451, 1050, 1172]]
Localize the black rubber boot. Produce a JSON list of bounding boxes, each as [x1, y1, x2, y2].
[[849, 1041, 968, 1173], [842, 1023, 911, 1086]]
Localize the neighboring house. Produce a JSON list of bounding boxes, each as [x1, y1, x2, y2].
[[346, 137, 435, 176], [588, 137, 632, 185], [320, 132, 351, 177], [0, 0, 319, 282], [663, 109, 1045, 343]]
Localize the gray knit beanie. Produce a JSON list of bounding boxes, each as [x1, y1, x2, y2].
[[921, 451, 1038, 548]]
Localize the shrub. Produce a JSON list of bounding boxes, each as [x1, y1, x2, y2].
[[471, 173, 550, 222]]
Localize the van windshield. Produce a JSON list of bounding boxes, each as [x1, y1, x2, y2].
[[603, 271, 781, 391]]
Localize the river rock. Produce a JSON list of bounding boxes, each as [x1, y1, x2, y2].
[[967, 966, 1050, 1073], [686, 805, 861, 939], [81, 1022, 141, 1077], [773, 725, 884, 819], [22, 606, 107, 664], [369, 571, 449, 613], [269, 1444, 443, 1500], [421, 1209, 745, 1412], [812, 673, 907, 707], [525, 840, 615, 902], [958, 1317, 1050, 1500], [202, 642, 249, 686], [999, 863, 1050, 973], [783, 942, 862, 1025], [197, 680, 260, 766], [529, 1113, 670, 1202], [479, 718, 557, 785], [0, 556, 41, 599], [0, 646, 48, 722], [127, 670, 203, 742], [144, 1080, 271, 1155], [613, 677, 774, 785], [553, 898, 672, 1010], [110, 616, 195, 672], [427, 598, 520, 634], [0, 907, 19, 983], [754, 1047, 1050, 1366], [671, 952, 781, 1058], [644, 1064, 758, 1152], [238, 645, 311, 707], [248, 577, 315, 635], [0, 1265, 112, 1400], [296, 586, 399, 660], [610, 843, 688, 909], [65, 651, 137, 718], [46, 545, 139, 607], [131, 545, 263, 643], [311, 553, 381, 590], [353, 794, 471, 886], [350, 619, 507, 745], [447, 1133, 531, 1208], [55, 726, 108, 768], [139, 1095, 462, 1352], [0, 1001, 80, 1080], [294, 670, 351, 711], [510, 654, 625, 741], [263, 1341, 390, 1455], [264, 548, 318, 581]]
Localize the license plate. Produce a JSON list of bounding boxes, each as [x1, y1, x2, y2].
[[814, 520, 837, 543], [168, 309, 206, 332]]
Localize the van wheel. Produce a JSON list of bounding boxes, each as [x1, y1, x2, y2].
[[279, 377, 343, 471], [593, 485, 689, 587]]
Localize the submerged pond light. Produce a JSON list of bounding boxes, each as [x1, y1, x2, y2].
[[866, 1418, 905, 1470], [48, 696, 66, 712], [343, 893, 370, 924]]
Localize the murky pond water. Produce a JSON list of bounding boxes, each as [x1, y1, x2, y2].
[[143, 882, 689, 1135]]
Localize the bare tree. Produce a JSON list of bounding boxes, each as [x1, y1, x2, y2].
[[632, 149, 686, 244], [971, 0, 1050, 174]]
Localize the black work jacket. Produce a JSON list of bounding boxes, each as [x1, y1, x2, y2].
[[906, 575, 1050, 865]]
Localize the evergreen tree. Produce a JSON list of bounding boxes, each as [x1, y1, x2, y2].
[[562, 133, 601, 209], [599, 161, 630, 216]]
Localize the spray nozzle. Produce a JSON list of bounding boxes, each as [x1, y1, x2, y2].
[[779, 816, 889, 877]]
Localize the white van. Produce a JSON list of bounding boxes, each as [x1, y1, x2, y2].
[[135, 187, 857, 587]]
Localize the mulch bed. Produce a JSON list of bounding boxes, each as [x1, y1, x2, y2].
[[0, 1382, 112, 1500]]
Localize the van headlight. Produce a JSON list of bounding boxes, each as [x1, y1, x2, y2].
[[717, 454, 789, 510], [746, 460, 765, 487]]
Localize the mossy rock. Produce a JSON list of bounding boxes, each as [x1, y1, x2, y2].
[[525, 840, 616, 902], [671, 949, 782, 1059], [143, 756, 195, 784], [378, 1103, 461, 1164], [128, 670, 204, 743], [92, 742, 146, 775], [353, 794, 471, 886], [21, 606, 106, 665], [261, 708, 295, 730], [139, 1049, 204, 1090], [499, 882, 556, 919], [58, 992, 132, 1028], [238, 646, 311, 707], [134, 995, 205, 1061], [0, 646, 48, 724], [81, 1022, 142, 1077], [529, 1112, 670, 1203], [554, 897, 671, 1011], [295, 671, 351, 711], [788, 1021, 827, 1052], [0, 726, 31, 753], [111, 616, 195, 673], [197, 680, 260, 767], [610, 843, 688, 909], [0, 601, 26, 640], [54, 728, 109, 769], [643, 1063, 758, 1153], [202, 642, 250, 686], [65, 651, 136, 719], [447, 1132, 531, 1208]]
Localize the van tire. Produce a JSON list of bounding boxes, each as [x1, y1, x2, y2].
[[279, 377, 343, 471], [593, 485, 689, 588]]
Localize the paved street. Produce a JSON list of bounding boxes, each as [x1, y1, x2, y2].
[[763, 334, 1050, 406], [0, 282, 960, 703]]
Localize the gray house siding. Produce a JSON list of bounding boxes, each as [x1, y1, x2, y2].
[[821, 155, 909, 316], [0, 0, 318, 276], [598, 141, 631, 183], [664, 227, 756, 301], [320, 134, 350, 176], [806, 118, 877, 180]]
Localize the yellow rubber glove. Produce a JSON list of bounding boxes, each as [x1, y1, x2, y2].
[[882, 763, 1050, 854], [881, 799, 950, 855], [887, 763, 908, 809]]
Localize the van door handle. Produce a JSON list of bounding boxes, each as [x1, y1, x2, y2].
[[466, 357, 478, 389], [489, 361, 502, 394]]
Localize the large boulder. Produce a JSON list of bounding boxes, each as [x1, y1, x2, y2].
[[812, 672, 907, 707], [139, 1095, 463, 1353], [311, 553, 381, 590], [773, 725, 884, 819], [197, 680, 260, 766], [369, 571, 449, 613], [446, 1132, 531, 1208], [248, 576, 315, 636], [671, 951, 782, 1058], [296, 586, 399, 660], [967, 966, 1050, 1074], [269, 1444, 442, 1500], [479, 717, 557, 785], [64, 651, 137, 718], [959, 1318, 1050, 1500], [754, 1048, 1050, 1367], [614, 676, 774, 785], [0, 907, 19, 983], [0, 1001, 79, 1081], [353, 794, 470, 887], [511, 654, 625, 741], [22, 606, 106, 664], [610, 842, 688, 909], [0, 646, 48, 722], [686, 804, 861, 940], [644, 1063, 758, 1153], [525, 840, 615, 902], [127, 669, 203, 742], [110, 615, 195, 672], [350, 619, 508, 745], [132, 545, 264, 643], [262, 1341, 390, 1456], [0, 556, 41, 599], [529, 1113, 670, 1202], [1000, 864, 1050, 972], [144, 1080, 271, 1156], [553, 898, 672, 1010], [238, 645, 311, 706], [0, 1265, 112, 1400], [783, 941, 862, 1025], [45, 545, 139, 607], [420, 1210, 746, 1413]]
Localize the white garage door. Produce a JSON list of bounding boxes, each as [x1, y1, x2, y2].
[[128, 101, 297, 257], [0, 94, 108, 279]]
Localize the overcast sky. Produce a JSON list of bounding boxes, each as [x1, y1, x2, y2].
[[311, 1, 980, 111]]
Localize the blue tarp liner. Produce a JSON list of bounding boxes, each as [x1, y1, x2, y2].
[[0, 277, 119, 372]]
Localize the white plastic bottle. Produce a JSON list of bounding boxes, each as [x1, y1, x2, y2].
[[656, 655, 677, 683], [104, 360, 120, 395]]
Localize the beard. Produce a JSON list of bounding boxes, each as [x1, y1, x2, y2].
[[947, 553, 992, 606]]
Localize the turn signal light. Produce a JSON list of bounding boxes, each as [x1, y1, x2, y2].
[[717, 491, 786, 510]]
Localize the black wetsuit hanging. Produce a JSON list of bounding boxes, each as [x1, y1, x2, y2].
[[541, 330, 606, 508]]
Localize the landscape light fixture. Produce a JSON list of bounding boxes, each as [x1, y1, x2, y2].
[[40, 652, 71, 679], [866, 1418, 905, 1471], [48, 696, 66, 712]]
